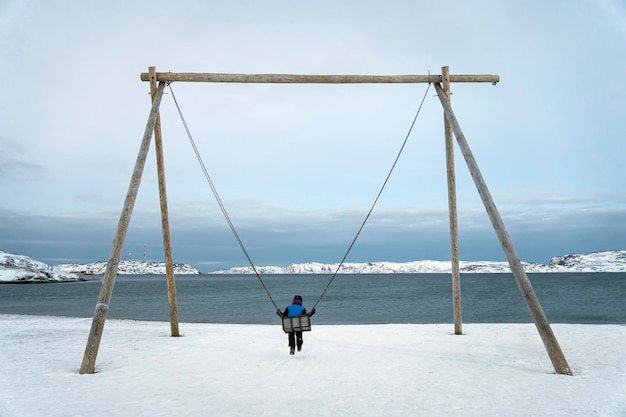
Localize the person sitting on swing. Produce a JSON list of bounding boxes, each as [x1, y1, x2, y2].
[[277, 295, 315, 355]]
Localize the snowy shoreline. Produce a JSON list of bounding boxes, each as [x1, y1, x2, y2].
[[1, 314, 625, 416]]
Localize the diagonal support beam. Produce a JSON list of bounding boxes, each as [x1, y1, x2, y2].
[[79, 81, 167, 374], [432, 82, 573, 376]]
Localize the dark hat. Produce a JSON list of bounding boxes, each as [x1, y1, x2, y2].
[[293, 295, 302, 302]]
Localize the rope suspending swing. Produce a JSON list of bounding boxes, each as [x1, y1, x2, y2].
[[167, 82, 279, 311], [309, 82, 431, 310], [167, 81, 431, 314]]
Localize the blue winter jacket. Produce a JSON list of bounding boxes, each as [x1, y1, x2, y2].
[[284, 303, 306, 317]]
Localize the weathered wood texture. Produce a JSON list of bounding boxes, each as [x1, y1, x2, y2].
[[149, 67, 180, 337], [79, 81, 166, 374], [140, 72, 500, 84], [442, 67, 462, 336], [433, 82, 572, 376]]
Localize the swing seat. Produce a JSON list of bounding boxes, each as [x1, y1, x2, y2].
[[282, 315, 312, 333]]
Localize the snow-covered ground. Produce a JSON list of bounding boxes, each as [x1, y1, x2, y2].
[[0, 314, 624, 416]]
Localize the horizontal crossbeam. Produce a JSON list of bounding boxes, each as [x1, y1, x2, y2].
[[140, 72, 499, 84]]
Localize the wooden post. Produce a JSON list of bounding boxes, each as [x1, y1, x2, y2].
[[442, 66, 462, 335], [148, 67, 180, 337], [432, 82, 573, 376], [79, 81, 166, 374]]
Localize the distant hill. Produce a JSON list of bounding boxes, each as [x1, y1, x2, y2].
[[212, 250, 626, 274], [0, 250, 84, 283], [0, 250, 199, 283], [1, 249, 624, 283], [54, 260, 201, 276]]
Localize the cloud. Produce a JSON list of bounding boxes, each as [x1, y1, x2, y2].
[[2, 193, 625, 271], [1, 0, 624, 270], [0, 138, 43, 178]]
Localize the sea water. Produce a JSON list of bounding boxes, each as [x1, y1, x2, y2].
[[1, 273, 625, 325]]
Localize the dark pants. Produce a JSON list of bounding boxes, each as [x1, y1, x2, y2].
[[288, 331, 303, 350]]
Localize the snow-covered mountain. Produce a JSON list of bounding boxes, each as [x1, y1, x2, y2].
[[213, 250, 626, 274], [0, 250, 200, 283], [0, 250, 84, 283], [54, 260, 201, 275], [1, 249, 625, 283]]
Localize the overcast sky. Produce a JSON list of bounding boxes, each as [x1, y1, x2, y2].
[[1, 0, 624, 272]]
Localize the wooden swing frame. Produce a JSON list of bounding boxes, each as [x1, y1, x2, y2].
[[79, 66, 572, 376]]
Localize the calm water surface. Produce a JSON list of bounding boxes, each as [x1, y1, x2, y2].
[[1, 273, 624, 325]]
